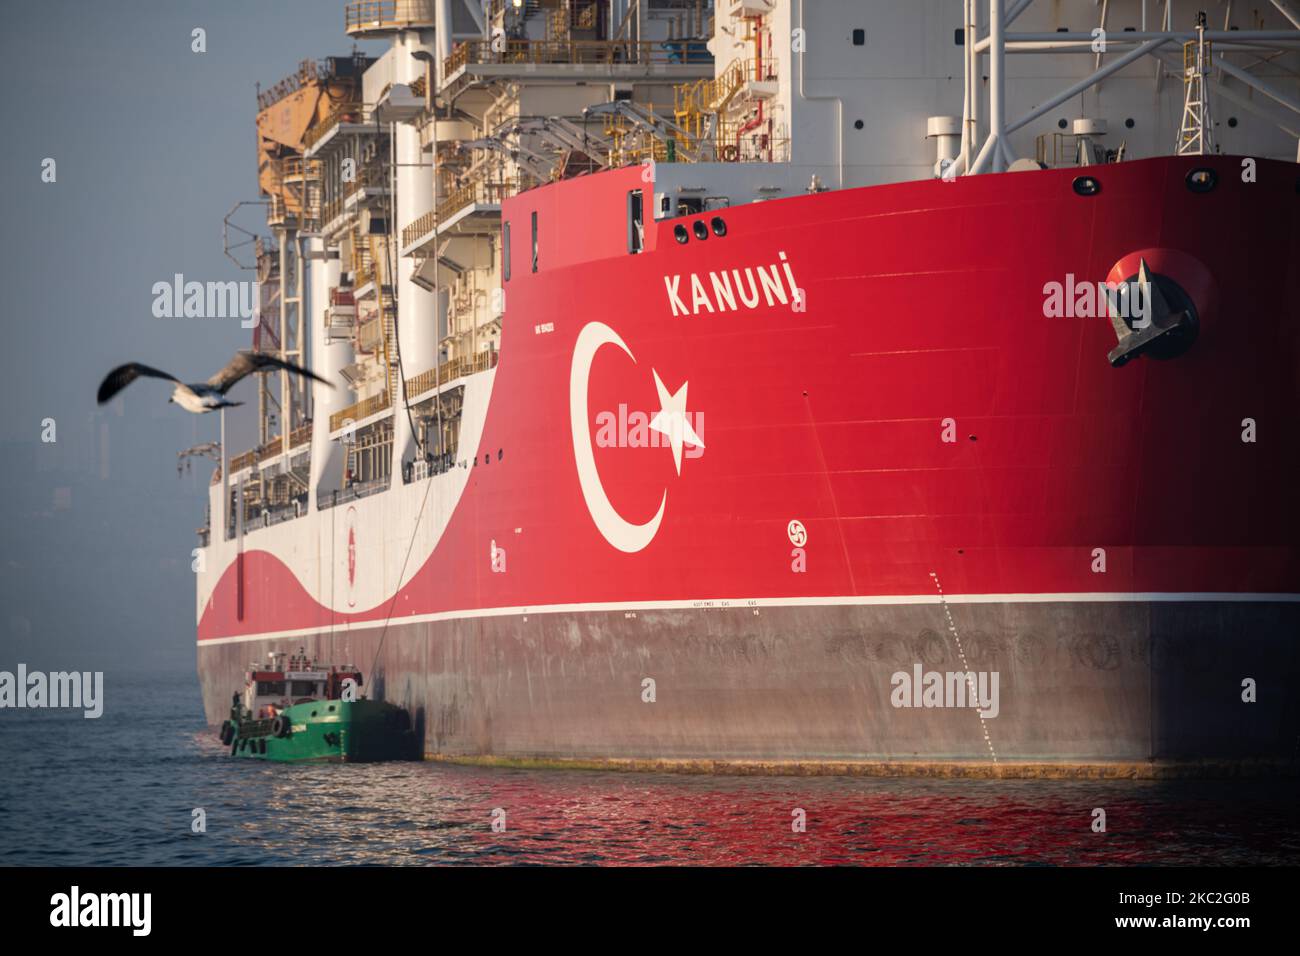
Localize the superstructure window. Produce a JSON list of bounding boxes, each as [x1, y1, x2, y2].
[[852, 29, 865, 46], [503, 222, 511, 281], [531, 211, 538, 273], [628, 190, 644, 254]]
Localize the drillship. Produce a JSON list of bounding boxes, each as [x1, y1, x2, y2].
[[190, 0, 1300, 775]]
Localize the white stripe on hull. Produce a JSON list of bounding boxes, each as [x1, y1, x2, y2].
[[198, 590, 1300, 645]]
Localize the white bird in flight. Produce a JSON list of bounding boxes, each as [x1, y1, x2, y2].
[[97, 351, 331, 414]]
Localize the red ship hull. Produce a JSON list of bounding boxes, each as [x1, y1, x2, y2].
[[197, 154, 1300, 771]]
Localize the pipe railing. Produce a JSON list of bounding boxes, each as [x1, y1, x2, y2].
[[401, 180, 514, 247], [317, 478, 389, 510], [330, 391, 393, 433], [444, 38, 712, 80], [404, 349, 498, 399], [302, 101, 364, 151], [229, 423, 313, 473], [345, 0, 436, 33]]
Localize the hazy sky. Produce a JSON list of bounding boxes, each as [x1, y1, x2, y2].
[[0, 1, 382, 671]]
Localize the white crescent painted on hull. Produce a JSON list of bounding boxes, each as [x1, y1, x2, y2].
[[569, 322, 666, 553]]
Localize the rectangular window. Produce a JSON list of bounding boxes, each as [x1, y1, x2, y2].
[[531, 211, 538, 273], [503, 222, 511, 281], [627, 190, 643, 254], [852, 28, 866, 46]]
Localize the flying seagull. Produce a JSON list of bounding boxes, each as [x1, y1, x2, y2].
[[97, 351, 332, 414]]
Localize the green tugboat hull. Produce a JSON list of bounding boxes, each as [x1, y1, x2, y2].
[[227, 699, 415, 763]]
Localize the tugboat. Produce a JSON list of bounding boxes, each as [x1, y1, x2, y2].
[[217, 649, 416, 762]]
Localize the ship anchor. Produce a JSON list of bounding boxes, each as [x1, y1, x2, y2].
[[1106, 259, 1199, 367]]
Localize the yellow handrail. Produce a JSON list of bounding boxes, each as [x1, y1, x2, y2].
[[401, 210, 437, 248], [402, 181, 514, 247], [443, 37, 711, 80], [330, 391, 393, 432], [404, 349, 498, 398], [302, 101, 363, 150]]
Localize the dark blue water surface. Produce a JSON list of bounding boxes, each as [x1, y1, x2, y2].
[[1, 671, 1296, 866]]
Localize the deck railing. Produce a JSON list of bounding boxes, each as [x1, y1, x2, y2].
[[345, 0, 436, 33], [228, 422, 312, 473], [444, 38, 711, 80], [330, 391, 393, 433], [230, 449, 257, 472], [404, 349, 498, 398], [402, 181, 513, 247], [317, 477, 389, 510], [302, 101, 363, 151], [257, 59, 331, 111], [343, 162, 387, 198], [400, 209, 438, 248], [278, 157, 321, 181]]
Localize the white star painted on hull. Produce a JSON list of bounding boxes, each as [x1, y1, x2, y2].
[[648, 370, 705, 476]]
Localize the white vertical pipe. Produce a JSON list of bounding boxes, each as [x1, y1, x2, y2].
[[796, 0, 845, 187], [972, 0, 981, 138], [308, 236, 349, 509], [959, 0, 973, 172], [219, 406, 228, 538], [391, 30, 437, 485], [436, 0, 453, 73], [396, 35, 435, 369], [990, 0, 1007, 171], [278, 230, 290, 455]]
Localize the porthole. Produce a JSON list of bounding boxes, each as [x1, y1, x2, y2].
[[1124, 118, 1135, 129], [710, 216, 727, 237], [1072, 176, 1101, 196], [853, 119, 864, 130], [1185, 167, 1217, 193], [1227, 116, 1238, 128], [1058, 118, 1068, 130], [692, 219, 709, 240], [673, 223, 689, 244], [328, 705, 335, 712]]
